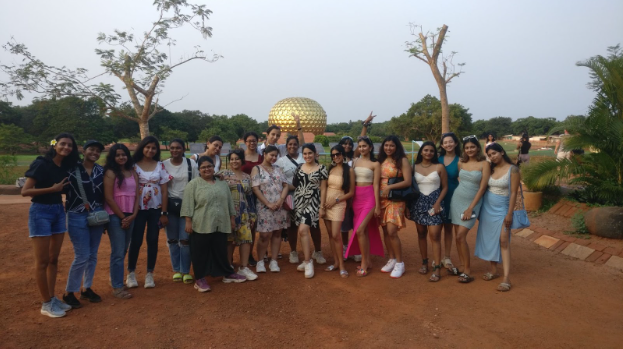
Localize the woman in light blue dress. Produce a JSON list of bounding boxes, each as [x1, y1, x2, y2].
[[475, 143, 520, 292], [448, 136, 490, 283]]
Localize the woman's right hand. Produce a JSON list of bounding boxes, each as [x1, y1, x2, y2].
[[462, 208, 473, 221], [364, 111, 376, 125], [185, 221, 193, 234], [52, 178, 69, 192]]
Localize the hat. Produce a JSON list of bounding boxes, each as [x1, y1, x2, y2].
[[83, 140, 104, 150]]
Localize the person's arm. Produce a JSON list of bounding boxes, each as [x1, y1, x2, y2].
[[359, 111, 375, 138], [251, 166, 275, 209], [21, 177, 68, 197], [104, 170, 125, 220], [504, 166, 521, 229], [181, 180, 195, 233], [319, 173, 327, 218], [343, 168, 356, 201], [433, 165, 448, 215], [159, 184, 169, 226], [292, 113, 305, 143], [516, 141, 522, 150], [386, 158, 412, 191], [554, 140, 560, 154], [462, 162, 491, 220], [373, 162, 381, 218]]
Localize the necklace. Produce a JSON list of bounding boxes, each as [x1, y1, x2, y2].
[[420, 163, 433, 168]]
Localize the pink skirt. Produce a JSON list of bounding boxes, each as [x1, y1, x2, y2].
[[345, 185, 385, 258]]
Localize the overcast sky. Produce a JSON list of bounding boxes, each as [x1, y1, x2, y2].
[[1, 0, 622, 124]]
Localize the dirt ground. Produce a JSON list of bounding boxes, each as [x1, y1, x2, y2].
[[1, 201, 622, 348]]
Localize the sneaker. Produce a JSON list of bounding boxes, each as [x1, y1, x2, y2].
[[62, 292, 82, 309], [289, 251, 299, 264], [144, 272, 155, 288], [269, 259, 280, 272], [52, 296, 72, 312], [223, 273, 247, 283], [194, 278, 211, 292], [256, 260, 266, 273], [112, 288, 133, 299], [80, 288, 102, 303], [353, 255, 362, 262], [390, 262, 405, 279], [304, 260, 315, 279], [297, 261, 306, 272], [312, 251, 326, 264], [173, 272, 183, 282], [238, 267, 258, 281], [41, 300, 66, 318], [126, 272, 138, 288], [248, 255, 257, 267], [381, 259, 397, 273]]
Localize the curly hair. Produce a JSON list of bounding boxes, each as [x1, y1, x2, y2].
[[104, 143, 134, 188]]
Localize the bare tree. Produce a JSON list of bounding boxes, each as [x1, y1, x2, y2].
[[1, 0, 221, 139], [406, 24, 465, 134]]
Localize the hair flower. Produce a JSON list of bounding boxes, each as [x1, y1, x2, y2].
[[50, 139, 57, 146]]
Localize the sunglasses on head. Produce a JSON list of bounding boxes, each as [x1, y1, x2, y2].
[[330, 153, 342, 158], [462, 135, 478, 141], [357, 136, 369, 141]]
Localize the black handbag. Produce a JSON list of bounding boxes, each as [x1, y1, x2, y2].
[[168, 158, 192, 214], [388, 171, 420, 202]]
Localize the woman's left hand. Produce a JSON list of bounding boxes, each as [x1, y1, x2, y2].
[[432, 203, 442, 215], [230, 216, 236, 230], [503, 213, 513, 229], [320, 208, 326, 217], [380, 189, 388, 199], [159, 215, 168, 227]]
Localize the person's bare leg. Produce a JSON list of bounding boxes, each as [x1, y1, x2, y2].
[[355, 208, 375, 271], [500, 227, 511, 285], [256, 232, 270, 263], [270, 230, 281, 261], [385, 223, 402, 263], [429, 225, 442, 279], [331, 220, 346, 271], [47, 233, 65, 298], [298, 224, 312, 262], [287, 224, 298, 253], [32, 237, 52, 302], [239, 243, 251, 268], [381, 225, 395, 259], [324, 219, 337, 268], [310, 226, 322, 253], [443, 222, 454, 264], [416, 224, 428, 262], [455, 225, 471, 275]]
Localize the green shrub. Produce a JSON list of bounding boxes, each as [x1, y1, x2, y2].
[[571, 212, 590, 234], [0, 155, 18, 185]]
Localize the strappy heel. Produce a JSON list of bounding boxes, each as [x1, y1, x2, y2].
[[418, 258, 429, 275]]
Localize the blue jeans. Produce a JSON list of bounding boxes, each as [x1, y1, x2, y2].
[[128, 209, 160, 272], [107, 214, 134, 289], [65, 211, 105, 293], [165, 213, 191, 274], [28, 203, 66, 237]]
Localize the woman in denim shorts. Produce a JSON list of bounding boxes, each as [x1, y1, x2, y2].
[[22, 133, 80, 318]]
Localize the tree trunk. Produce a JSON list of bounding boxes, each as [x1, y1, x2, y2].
[[438, 83, 450, 134], [139, 120, 150, 140]]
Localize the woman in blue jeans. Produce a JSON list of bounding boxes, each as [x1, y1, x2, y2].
[[62, 140, 107, 308], [163, 138, 198, 284], [22, 133, 80, 318], [104, 144, 140, 299]]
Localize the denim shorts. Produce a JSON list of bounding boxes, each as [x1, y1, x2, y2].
[[28, 203, 67, 238]]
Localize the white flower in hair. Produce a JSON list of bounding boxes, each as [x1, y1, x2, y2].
[[50, 139, 57, 146]]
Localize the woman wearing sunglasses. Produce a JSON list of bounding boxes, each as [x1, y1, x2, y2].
[[448, 135, 490, 283]]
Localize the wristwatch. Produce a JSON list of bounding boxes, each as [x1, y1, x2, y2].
[[335, 197, 340, 203], [161, 211, 168, 216]]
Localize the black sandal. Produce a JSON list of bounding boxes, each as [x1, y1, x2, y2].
[[419, 258, 429, 275], [458, 272, 475, 283]]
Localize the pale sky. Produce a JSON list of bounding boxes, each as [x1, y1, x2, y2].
[[1, 0, 621, 124]]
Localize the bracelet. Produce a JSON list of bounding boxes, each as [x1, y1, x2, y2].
[[297, 127, 302, 131], [362, 121, 371, 127]]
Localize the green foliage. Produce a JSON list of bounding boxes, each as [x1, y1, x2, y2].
[[159, 126, 188, 144], [511, 116, 559, 136], [571, 212, 590, 234], [0, 155, 17, 184], [314, 135, 329, 147], [0, 124, 31, 155]]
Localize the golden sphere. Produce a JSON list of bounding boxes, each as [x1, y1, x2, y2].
[[268, 97, 327, 135]]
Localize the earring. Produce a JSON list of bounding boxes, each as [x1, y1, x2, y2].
[[331, 161, 336, 166]]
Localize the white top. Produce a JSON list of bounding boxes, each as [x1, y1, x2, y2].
[[488, 169, 511, 196], [163, 158, 199, 199], [135, 162, 172, 210], [258, 143, 287, 157], [415, 171, 440, 196], [275, 153, 304, 185]]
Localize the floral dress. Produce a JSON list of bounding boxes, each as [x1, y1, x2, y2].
[[294, 165, 329, 228], [252, 165, 290, 233], [135, 162, 172, 210], [220, 170, 257, 244], [380, 159, 406, 229]]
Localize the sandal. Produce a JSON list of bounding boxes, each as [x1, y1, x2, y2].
[[458, 273, 474, 283], [356, 268, 369, 277], [418, 258, 429, 275], [183, 274, 194, 284], [442, 257, 459, 275], [340, 270, 349, 278], [173, 272, 183, 282], [429, 264, 441, 282], [482, 272, 500, 281], [497, 282, 512, 292], [324, 265, 338, 272], [356, 265, 371, 270], [112, 288, 133, 299]]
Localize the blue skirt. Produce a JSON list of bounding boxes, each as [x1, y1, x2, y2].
[[475, 191, 510, 263]]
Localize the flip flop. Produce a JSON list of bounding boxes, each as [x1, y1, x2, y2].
[[356, 268, 369, 277], [340, 270, 349, 278], [497, 282, 512, 292], [324, 265, 338, 272], [482, 272, 500, 281]]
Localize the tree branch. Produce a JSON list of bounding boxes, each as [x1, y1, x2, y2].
[[432, 24, 448, 60]]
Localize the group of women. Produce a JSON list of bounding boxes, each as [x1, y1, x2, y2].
[[24, 113, 521, 319]]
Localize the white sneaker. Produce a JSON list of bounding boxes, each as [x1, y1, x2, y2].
[[390, 262, 405, 279], [144, 272, 155, 288], [52, 296, 72, 312], [381, 259, 397, 273], [126, 271, 138, 288], [297, 261, 306, 272], [304, 260, 315, 279], [289, 251, 299, 264], [269, 259, 280, 272], [238, 267, 258, 281], [353, 255, 362, 262], [256, 260, 266, 273], [312, 251, 326, 265], [41, 300, 66, 318]]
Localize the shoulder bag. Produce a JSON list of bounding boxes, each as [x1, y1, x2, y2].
[[168, 158, 192, 215], [388, 164, 419, 202], [74, 166, 109, 226], [509, 172, 530, 229]]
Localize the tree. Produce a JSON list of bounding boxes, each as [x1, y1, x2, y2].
[[1, 0, 221, 139], [314, 135, 329, 147], [198, 116, 238, 144], [160, 126, 188, 147], [0, 123, 31, 155], [484, 116, 513, 139], [511, 116, 559, 136], [406, 24, 465, 133]]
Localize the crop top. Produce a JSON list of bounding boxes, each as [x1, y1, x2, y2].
[[354, 166, 373, 182]]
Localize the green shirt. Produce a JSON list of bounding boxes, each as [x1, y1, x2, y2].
[[181, 178, 236, 234]]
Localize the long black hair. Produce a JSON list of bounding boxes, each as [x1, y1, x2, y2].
[[133, 136, 161, 162], [439, 132, 462, 157], [377, 135, 406, 164], [414, 141, 440, 165], [338, 136, 354, 159], [104, 143, 134, 188], [329, 144, 351, 193], [485, 143, 513, 172], [357, 136, 376, 162], [45, 133, 80, 168]]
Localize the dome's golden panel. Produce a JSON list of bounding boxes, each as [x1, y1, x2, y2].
[[268, 97, 327, 135]]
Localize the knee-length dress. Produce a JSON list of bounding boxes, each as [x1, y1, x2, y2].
[[449, 169, 483, 229], [475, 168, 512, 263], [439, 155, 459, 223], [408, 171, 444, 226], [325, 169, 347, 221], [380, 159, 406, 229], [220, 170, 257, 244], [252, 165, 290, 233], [294, 165, 329, 228]]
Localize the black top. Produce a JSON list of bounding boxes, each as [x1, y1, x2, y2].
[[65, 163, 105, 213], [520, 141, 532, 155], [24, 156, 69, 205]]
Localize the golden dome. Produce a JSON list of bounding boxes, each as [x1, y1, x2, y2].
[[268, 97, 327, 135]]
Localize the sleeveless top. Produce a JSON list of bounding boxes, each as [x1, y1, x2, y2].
[[241, 153, 263, 175], [415, 171, 441, 196], [488, 168, 511, 196], [354, 167, 373, 182], [105, 176, 137, 214]]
